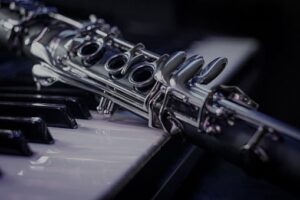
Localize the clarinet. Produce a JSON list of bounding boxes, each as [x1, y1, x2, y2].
[[1, 0, 300, 188]]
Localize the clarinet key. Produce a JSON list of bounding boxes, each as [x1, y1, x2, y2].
[[195, 57, 227, 85]]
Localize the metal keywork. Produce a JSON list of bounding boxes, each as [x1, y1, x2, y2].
[[78, 17, 110, 36], [32, 63, 58, 88], [97, 96, 116, 116], [104, 43, 145, 78], [77, 40, 105, 66], [209, 85, 259, 113], [74, 31, 117, 67], [128, 54, 169, 91], [169, 55, 205, 98], [1, 0, 55, 52], [193, 57, 228, 85], [154, 51, 186, 85], [241, 126, 270, 164]]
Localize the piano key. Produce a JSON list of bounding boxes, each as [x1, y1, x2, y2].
[[0, 59, 33, 79], [0, 79, 80, 88], [0, 93, 91, 119], [0, 129, 33, 156], [0, 78, 37, 86], [0, 101, 78, 129], [0, 86, 99, 109], [0, 116, 54, 144]]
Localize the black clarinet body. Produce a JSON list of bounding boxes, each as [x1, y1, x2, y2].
[[1, 0, 300, 190]]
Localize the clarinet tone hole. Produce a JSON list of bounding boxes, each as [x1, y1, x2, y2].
[[107, 55, 127, 71], [129, 65, 155, 90], [78, 41, 102, 57], [131, 66, 153, 82]]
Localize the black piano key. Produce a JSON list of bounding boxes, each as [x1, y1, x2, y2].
[[0, 79, 76, 87], [0, 129, 33, 156], [0, 116, 54, 144], [0, 101, 78, 129], [0, 93, 91, 119], [0, 78, 36, 87], [0, 86, 98, 109]]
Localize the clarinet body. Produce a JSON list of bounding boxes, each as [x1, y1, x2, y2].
[[1, 0, 300, 188]]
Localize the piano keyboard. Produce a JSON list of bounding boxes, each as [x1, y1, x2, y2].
[[0, 36, 258, 199], [0, 81, 175, 199]]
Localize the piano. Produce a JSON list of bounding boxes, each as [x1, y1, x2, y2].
[[0, 36, 258, 199]]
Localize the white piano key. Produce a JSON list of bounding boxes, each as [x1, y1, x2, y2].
[[0, 111, 169, 200]]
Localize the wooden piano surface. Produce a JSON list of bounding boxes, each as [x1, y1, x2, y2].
[[0, 36, 258, 199]]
